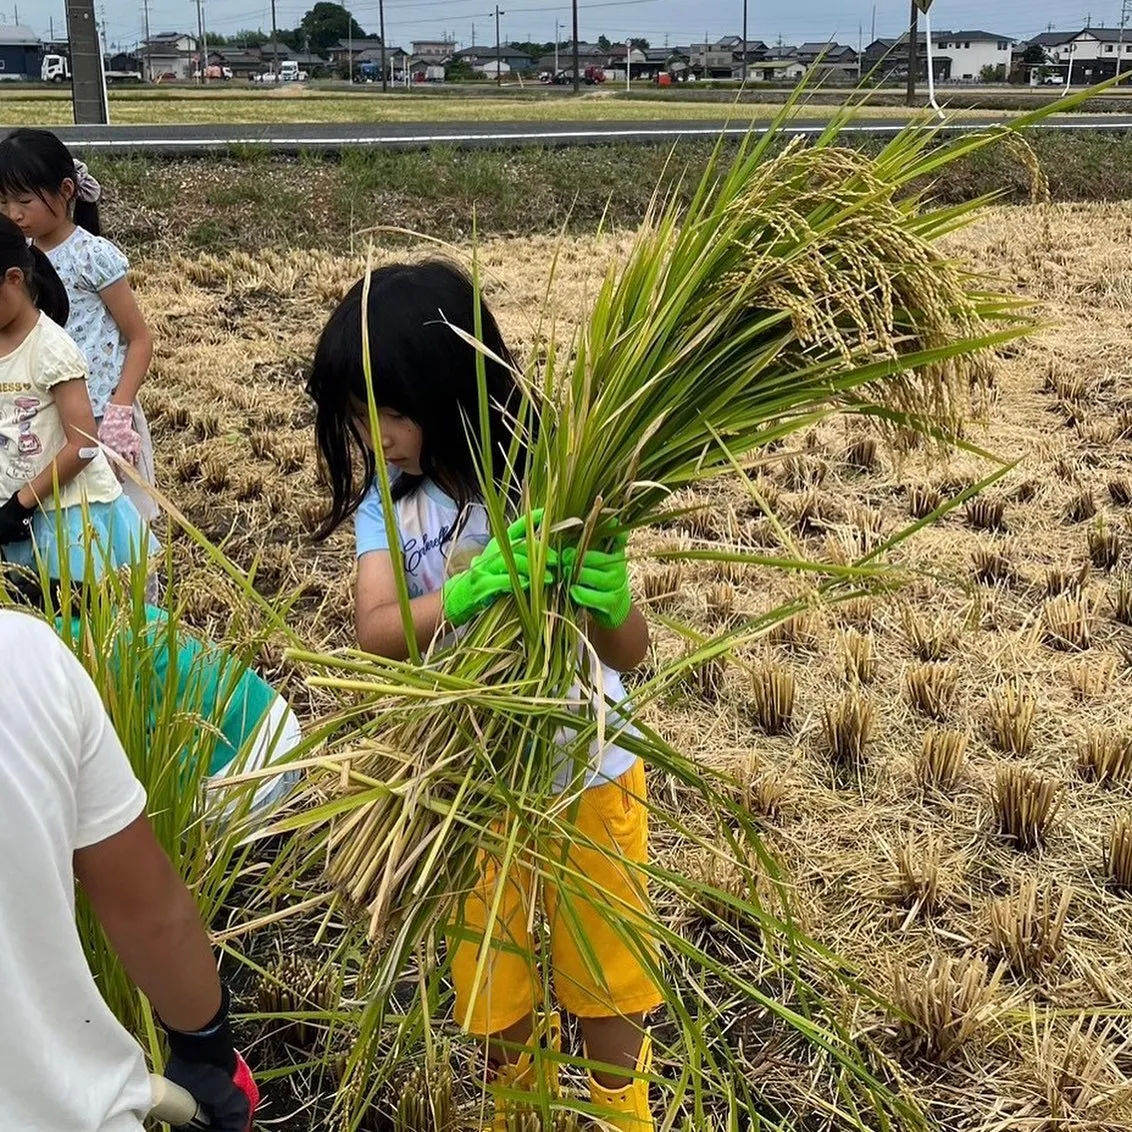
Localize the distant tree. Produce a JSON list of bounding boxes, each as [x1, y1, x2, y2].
[[597, 34, 612, 50], [1023, 43, 1047, 66], [629, 37, 650, 50], [231, 28, 268, 48], [297, 2, 367, 54]]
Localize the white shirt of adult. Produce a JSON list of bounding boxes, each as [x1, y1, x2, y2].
[[0, 611, 151, 1131]]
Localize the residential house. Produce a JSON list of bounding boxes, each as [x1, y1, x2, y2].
[[1062, 27, 1132, 78], [931, 30, 1013, 80], [140, 32, 198, 81], [412, 39, 455, 61], [863, 34, 949, 82], [689, 40, 738, 78], [327, 37, 384, 67], [605, 43, 649, 79], [208, 48, 263, 79], [0, 25, 41, 80], [1023, 31, 1076, 62], [454, 45, 534, 74]]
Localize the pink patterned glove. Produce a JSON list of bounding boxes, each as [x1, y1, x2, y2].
[[98, 402, 142, 468]]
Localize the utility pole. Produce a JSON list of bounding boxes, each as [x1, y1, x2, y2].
[[65, 0, 108, 123], [378, 0, 387, 91], [494, 4, 503, 87], [905, 0, 918, 105], [196, 0, 208, 83], [555, 18, 559, 74], [741, 0, 748, 83], [141, 0, 150, 79], [571, 0, 579, 92], [1119, 0, 1131, 76], [348, 14, 353, 83], [871, 4, 876, 44], [270, 0, 279, 78]]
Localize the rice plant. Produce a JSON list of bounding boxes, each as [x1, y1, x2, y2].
[[1034, 1015, 1132, 1123], [1114, 573, 1132, 626], [994, 766, 1062, 849], [393, 1050, 458, 1132], [1109, 477, 1132, 506], [884, 833, 942, 918], [1087, 522, 1123, 571], [1068, 655, 1117, 700], [908, 484, 943, 520], [822, 693, 876, 766], [838, 628, 876, 685], [1107, 816, 1132, 893], [1043, 594, 1093, 651], [705, 581, 738, 626], [987, 685, 1036, 756], [749, 660, 796, 735], [906, 663, 959, 720], [768, 609, 824, 652], [844, 435, 879, 472], [903, 608, 960, 662], [971, 542, 1016, 586], [966, 495, 1007, 532], [1065, 490, 1097, 524], [986, 879, 1071, 979], [915, 730, 969, 792], [1076, 727, 1132, 786], [1044, 564, 1088, 597], [891, 956, 1004, 1065]]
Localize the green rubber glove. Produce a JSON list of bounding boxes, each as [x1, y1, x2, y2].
[[560, 534, 632, 630], [441, 511, 552, 628]]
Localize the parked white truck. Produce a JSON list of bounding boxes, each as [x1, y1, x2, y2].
[[41, 54, 142, 84]]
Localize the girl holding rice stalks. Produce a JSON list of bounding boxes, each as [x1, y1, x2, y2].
[[308, 261, 661, 1130], [0, 215, 155, 602], [0, 128, 158, 522]]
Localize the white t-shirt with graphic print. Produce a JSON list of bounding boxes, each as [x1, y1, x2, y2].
[[44, 226, 130, 419], [355, 475, 638, 790]]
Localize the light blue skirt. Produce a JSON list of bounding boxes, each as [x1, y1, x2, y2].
[[4, 495, 159, 580]]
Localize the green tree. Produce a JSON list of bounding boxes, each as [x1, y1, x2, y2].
[[597, 34, 612, 50], [630, 37, 650, 50], [298, 2, 367, 54]]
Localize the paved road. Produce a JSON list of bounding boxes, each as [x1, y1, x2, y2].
[[43, 114, 1132, 156]]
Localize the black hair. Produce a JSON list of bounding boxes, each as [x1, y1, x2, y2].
[[0, 214, 69, 325], [0, 128, 101, 236], [307, 260, 528, 540]]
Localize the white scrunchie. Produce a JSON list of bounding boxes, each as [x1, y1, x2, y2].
[[73, 160, 102, 204]]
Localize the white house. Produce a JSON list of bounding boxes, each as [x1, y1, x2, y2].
[[1064, 27, 1132, 64], [931, 29, 1013, 80]]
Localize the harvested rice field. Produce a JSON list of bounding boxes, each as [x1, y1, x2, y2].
[[138, 201, 1132, 1128]]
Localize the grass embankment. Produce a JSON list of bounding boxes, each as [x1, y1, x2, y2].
[[99, 130, 1132, 256]]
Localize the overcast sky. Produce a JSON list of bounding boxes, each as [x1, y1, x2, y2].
[[19, 0, 1127, 57]]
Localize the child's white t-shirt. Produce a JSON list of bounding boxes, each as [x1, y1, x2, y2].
[[44, 226, 130, 419], [0, 611, 151, 1131], [0, 313, 122, 509], [355, 476, 639, 790]]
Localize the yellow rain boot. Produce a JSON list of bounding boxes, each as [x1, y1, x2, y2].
[[587, 1031, 653, 1131], [488, 1012, 562, 1132]]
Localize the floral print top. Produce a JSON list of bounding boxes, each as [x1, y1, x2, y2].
[[44, 226, 129, 419]]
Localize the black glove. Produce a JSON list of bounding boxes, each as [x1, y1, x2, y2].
[[0, 492, 34, 545], [161, 985, 259, 1132]]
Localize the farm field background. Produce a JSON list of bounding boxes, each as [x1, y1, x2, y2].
[[0, 85, 1019, 126], [132, 196, 1132, 1127]]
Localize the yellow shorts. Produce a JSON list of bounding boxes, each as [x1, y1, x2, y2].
[[449, 758, 664, 1035]]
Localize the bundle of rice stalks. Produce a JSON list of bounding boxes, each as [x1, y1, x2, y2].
[[902, 608, 959, 662], [987, 685, 1036, 756], [1114, 573, 1132, 626], [966, 495, 1007, 532], [891, 955, 1004, 1065], [915, 729, 969, 792], [822, 693, 876, 766], [1076, 727, 1132, 787], [994, 766, 1062, 849], [1044, 564, 1088, 597], [1087, 523, 1123, 572], [1066, 490, 1098, 524], [906, 663, 959, 720], [748, 660, 796, 735], [394, 1054, 458, 1132], [282, 112, 1034, 1121], [768, 609, 824, 652], [1106, 815, 1132, 893], [256, 956, 336, 1052], [1043, 594, 1093, 651], [640, 565, 684, 608], [1069, 655, 1117, 700], [971, 542, 1016, 586], [1034, 1015, 1132, 1123], [986, 879, 1071, 979], [844, 434, 879, 472], [838, 628, 876, 685], [882, 832, 942, 919], [907, 484, 943, 520], [1109, 477, 1132, 506]]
